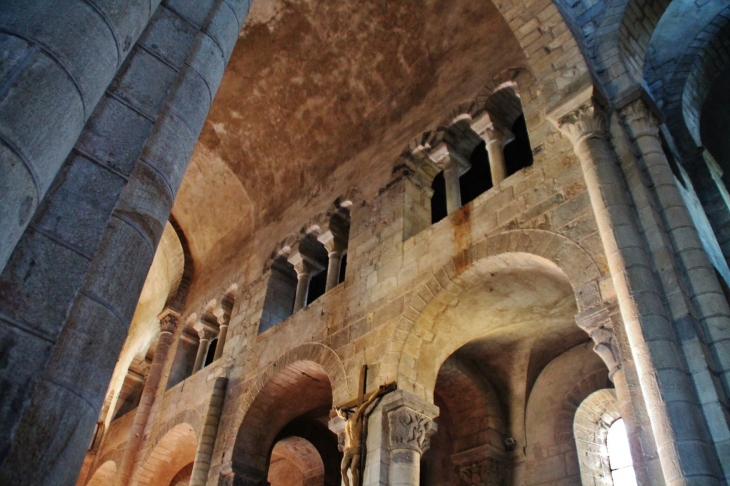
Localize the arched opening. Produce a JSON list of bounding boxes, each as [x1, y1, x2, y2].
[[406, 253, 592, 485], [86, 460, 117, 486], [431, 172, 448, 224], [261, 256, 299, 333], [233, 361, 340, 485], [136, 423, 197, 486], [607, 419, 637, 485], [204, 338, 218, 367]]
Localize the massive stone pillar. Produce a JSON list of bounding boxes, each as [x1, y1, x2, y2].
[[189, 377, 228, 486], [0, 1, 252, 482], [114, 311, 180, 486], [550, 88, 721, 485], [0, 0, 162, 271], [621, 98, 730, 392]]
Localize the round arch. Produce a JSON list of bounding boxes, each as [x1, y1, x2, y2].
[[231, 344, 346, 485], [86, 460, 117, 486], [135, 423, 198, 486], [574, 388, 621, 484], [393, 229, 604, 400], [268, 436, 325, 486]]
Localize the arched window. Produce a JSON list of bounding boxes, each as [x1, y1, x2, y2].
[[606, 419, 637, 486]]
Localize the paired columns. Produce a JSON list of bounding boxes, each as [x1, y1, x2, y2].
[[551, 88, 721, 484]]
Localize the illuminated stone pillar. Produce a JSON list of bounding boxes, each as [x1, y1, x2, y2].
[[551, 89, 720, 485], [115, 310, 179, 486]]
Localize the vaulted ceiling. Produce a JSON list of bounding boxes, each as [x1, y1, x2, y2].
[[171, 0, 527, 280]]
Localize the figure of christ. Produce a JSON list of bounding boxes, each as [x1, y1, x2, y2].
[[334, 384, 388, 486]]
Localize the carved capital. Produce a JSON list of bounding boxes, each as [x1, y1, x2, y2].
[[388, 407, 437, 454], [158, 309, 180, 334], [197, 327, 217, 342], [555, 100, 608, 146], [459, 458, 508, 486], [473, 112, 514, 147], [619, 98, 661, 140], [575, 307, 620, 379], [317, 230, 348, 257]]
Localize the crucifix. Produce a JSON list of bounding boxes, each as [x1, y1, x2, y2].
[[334, 365, 396, 486]]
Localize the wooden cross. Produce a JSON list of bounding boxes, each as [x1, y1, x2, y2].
[[335, 365, 397, 411]]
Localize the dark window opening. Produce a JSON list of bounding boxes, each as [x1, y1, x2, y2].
[[204, 338, 217, 367], [503, 114, 533, 176], [339, 253, 348, 284], [307, 269, 327, 305], [460, 141, 493, 206], [431, 171, 447, 224], [260, 258, 298, 334]]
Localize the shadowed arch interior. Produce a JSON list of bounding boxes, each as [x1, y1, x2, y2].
[[233, 360, 334, 483]]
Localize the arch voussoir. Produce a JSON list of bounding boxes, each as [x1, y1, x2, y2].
[[396, 230, 604, 398]]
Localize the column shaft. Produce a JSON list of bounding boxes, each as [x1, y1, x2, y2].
[[325, 252, 343, 292], [189, 377, 227, 486], [213, 325, 228, 361], [0, 0, 162, 271], [115, 314, 179, 486], [556, 99, 719, 485], [193, 338, 211, 373], [443, 166, 462, 214], [485, 139, 507, 185], [623, 100, 730, 396], [293, 271, 310, 313]]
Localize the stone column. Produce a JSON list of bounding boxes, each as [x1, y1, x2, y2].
[[382, 391, 438, 486], [115, 310, 179, 486], [213, 323, 228, 362], [288, 251, 323, 313], [193, 325, 217, 374], [550, 89, 720, 485], [442, 156, 463, 215], [0, 0, 163, 271], [189, 377, 228, 486], [480, 115, 514, 186], [318, 230, 348, 292], [620, 98, 730, 395]]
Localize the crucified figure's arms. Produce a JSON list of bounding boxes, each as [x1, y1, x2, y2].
[[353, 384, 387, 422]]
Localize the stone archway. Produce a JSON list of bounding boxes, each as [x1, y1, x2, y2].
[[231, 344, 345, 485], [86, 460, 117, 486], [393, 229, 604, 400], [574, 388, 621, 485], [135, 423, 197, 486], [268, 436, 325, 486]]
